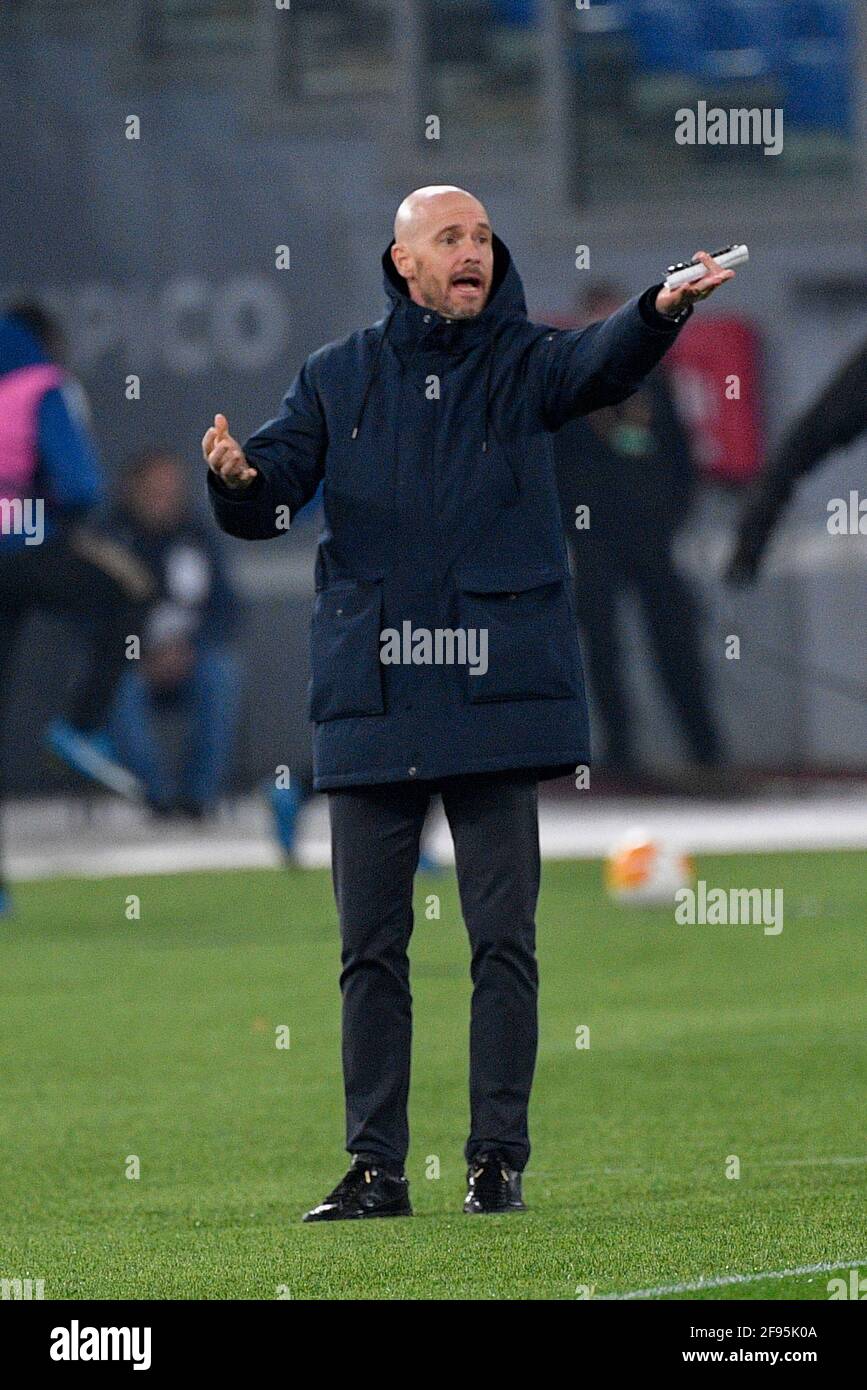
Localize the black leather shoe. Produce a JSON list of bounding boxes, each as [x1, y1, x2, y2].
[[302, 1155, 412, 1222], [463, 1152, 527, 1214]]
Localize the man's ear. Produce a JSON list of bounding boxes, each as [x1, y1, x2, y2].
[[391, 242, 413, 281]]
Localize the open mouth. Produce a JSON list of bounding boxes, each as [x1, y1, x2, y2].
[[451, 273, 483, 292]]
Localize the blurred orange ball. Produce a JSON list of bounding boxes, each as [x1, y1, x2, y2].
[[604, 830, 695, 906]]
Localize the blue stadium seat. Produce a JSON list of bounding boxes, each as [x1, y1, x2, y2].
[[685, 0, 779, 82], [571, 0, 854, 134], [784, 0, 851, 43], [489, 0, 536, 26], [629, 0, 701, 75], [781, 0, 853, 132], [783, 41, 852, 133]]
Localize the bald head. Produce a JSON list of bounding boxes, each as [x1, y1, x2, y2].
[[391, 186, 494, 320], [394, 185, 488, 244]]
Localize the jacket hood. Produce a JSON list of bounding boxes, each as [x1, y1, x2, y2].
[[0, 314, 49, 377], [350, 235, 528, 449], [381, 232, 527, 332]]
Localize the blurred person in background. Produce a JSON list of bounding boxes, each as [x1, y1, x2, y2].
[[0, 300, 152, 918], [728, 332, 867, 584], [553, 280, 723, 782], [107, 451, 242, 820]]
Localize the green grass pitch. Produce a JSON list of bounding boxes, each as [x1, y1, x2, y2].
[[1, 851, 864, 1300]]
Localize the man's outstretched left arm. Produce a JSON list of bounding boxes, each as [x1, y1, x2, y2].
[[537, 250, 735, 430]]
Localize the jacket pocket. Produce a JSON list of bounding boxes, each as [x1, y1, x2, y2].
[[455, 563, 578, 703], [308, 578, 385, 721]]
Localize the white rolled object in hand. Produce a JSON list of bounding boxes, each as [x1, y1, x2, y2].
[[664, 244, 749, 290]]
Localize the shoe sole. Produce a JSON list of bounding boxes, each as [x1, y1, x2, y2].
[[463, 1205, 527, 1215], [302, 1206, 413, 1223]]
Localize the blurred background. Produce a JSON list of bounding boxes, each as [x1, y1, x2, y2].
[[2, 0, 866, 875]]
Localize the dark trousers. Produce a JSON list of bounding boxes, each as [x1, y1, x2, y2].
[[328, 771, 541, 1173]]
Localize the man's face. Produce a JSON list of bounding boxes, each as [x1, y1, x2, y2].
[[130, 458, 185, 531], [392, 194, 495, 320]]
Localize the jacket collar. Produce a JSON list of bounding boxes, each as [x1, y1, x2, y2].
[[380, 233, 527, 354]]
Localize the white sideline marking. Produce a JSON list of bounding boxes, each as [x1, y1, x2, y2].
[[598, 1257, 867, 1300], [6, 790, 867, 882]]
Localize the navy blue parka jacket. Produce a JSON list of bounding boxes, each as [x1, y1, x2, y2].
[[208, 236, 691, 789]]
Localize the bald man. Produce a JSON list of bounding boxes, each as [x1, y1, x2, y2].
[[204, 187, 734, 1220]]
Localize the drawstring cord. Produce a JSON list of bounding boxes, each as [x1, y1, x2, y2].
[[480, 325, 521, 494], [351, 303, 515, 490], [481, 332, 498, 454], [351, 303, 396, 440]]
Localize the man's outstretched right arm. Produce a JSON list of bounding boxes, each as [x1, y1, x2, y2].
[[204, 359, 326, 540]]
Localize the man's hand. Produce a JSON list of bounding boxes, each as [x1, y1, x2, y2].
[[655, 250, 736, 318], [202, 413, 258, 490]]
